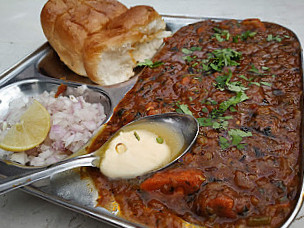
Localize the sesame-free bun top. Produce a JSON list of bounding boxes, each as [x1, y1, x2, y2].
[[41, 0, 128, 76], [41, 1, 171, 85]]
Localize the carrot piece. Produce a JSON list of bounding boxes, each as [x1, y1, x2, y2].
[[140, 168, 205, 195], [207, 195, 236, 219], [241, 18, 266, 32], [55, 84, 67, 98]]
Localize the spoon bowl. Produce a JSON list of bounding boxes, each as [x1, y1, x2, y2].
[[0, 113, 199, 195]]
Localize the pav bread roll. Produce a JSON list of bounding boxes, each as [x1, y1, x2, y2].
[[83, 5, 171, 85], [41, 0, 128, 76]]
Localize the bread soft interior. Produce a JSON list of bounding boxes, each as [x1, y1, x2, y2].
[[83, 6, 172, 85]]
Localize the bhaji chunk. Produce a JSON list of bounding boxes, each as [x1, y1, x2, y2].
[[194, 183, 250, 219], [140, 168, 205, 195]]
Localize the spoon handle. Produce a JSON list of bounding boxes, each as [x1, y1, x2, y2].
[[0, 153, 98, 195]]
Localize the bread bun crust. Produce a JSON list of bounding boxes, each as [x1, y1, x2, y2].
[[41, 1, 170, 85], [41, 0, 127, 76]]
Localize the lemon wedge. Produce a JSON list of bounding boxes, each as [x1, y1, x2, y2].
[[0, 100, 51, 152]]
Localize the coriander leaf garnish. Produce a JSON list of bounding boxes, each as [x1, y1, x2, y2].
[[219, 136, 230, 149], [232, 31, 256, 43], [181, 48, 193, 55], [198, 116, 232, 130], [241, 31, 257, 41], [215, 70, 248, 93], [212, 27, 230, 42], [228, 129, 252, 145], [211, 91, 249, 119], [215, 72, 232, 91], [182, 56, 194, 62], [197, 117, 213, 127], [190, 46, 202, 51], [229, 106, 237, 112], [260, 81, 272, 87], [227, 81, 248, 93], [137, 59, 164, 68], [182, 47, 202, 55], [219, 129, 252, 150], [238, 75, 249, 81], [267, 34, 282, 42], [202, 48, 242, 73], [261, 66, 270, 71], [233, 35, 240, 43], [205, 98, 218, 105], [156, 137, 164, 144], [248, 64, 260, 74], [202, 107, 209, 113], [175, 104, 193, 116], [134, 131, 140, 141], [249, 82, 261, 86], [248, 64, 271, 76], [248, 80, 271, 88]]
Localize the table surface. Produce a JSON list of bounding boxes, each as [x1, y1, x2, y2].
[[1, 0, 304, 227]]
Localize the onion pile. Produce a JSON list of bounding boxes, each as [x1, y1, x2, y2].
[[0, 85, 106, 166]]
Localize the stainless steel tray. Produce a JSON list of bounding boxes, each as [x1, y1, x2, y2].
[[0, 15, 303, 228]]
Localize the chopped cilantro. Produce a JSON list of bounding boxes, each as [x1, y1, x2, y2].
[[215, 70, 248, 93], [219, 136, 230, 149], [260, 81, 272, 87], [175, 104, 193, 116], [207, 98, 218, 105], [232, 35, 240, 43], [214, 34, 225, 42], [267, 34, 282, 42], [248, 64, 260, 74], [194, 76, 202, 82], [241, 31, 257, 41], [198, 115, 232, 130], [249, 82, 261, 86], [212, 27, 230, 42], [181, 48, 193, 55], [197, 117, 213, 127], [232, 31, 256, 43], [236, 144, 246, 150], [229, 106, 237, 112], [156, 137, 164, 144], [202, 107, 209, 113], [238, 75, 249, 81], [192, 62, 199, 67], [137, 59, 164, 68], [182, 56, 194, 62], [228, 129, 252, 146], [219, 116, 233, 120], [182, 47, 202, 55], [227, 81, 248, 93], [202, 48, 242, 73], [190, 46, 202, 51], [261, 66, 270, 71], [212, 121, 221, 129], [212, 91, 248, 118], [219, 129, 252, 150], [215, 71, 232, 91], [134, 131, 140, 141]]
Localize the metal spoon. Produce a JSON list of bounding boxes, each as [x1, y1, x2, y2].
[[0, 112, 199, 195]]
